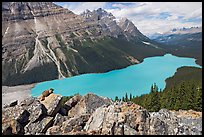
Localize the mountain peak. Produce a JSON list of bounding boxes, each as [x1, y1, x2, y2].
[[2, 2, 73, 21], [81, 7, 114, 21], [96, 7, 105, 12]]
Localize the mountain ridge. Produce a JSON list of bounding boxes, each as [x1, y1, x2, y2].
[[2, 2, 165, 86]]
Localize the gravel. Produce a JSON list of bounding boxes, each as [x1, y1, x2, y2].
[[2, 84, 35, 108]]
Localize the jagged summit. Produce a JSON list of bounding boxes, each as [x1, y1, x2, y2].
[[81, 8, 148, 41], [81, 7, 115, 21]]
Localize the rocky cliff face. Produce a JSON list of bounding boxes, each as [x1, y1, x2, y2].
[[2, 2, 165, 86], [2, 91, 202, 135]]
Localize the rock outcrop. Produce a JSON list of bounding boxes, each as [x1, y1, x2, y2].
[[60, 94, 82, 115], [148, 109, 202, 135], [2, 91, 202, 135], [40, 93, 62, 116], [84, 102, 150, 135], [68, 93, 112, 118]]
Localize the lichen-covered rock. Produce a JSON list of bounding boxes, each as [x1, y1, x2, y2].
[[19, 97, 35, 106], [53, 113, 69, 126], [84, 101, 149, 135], [61, 114, 90, 134], [68, 93, 112, 118], [2, 119, 23, 135], [149, 109, 202, 135], [27, 100, 47, 123], [46, 126, 62, 135], [24, 116, 54, 134], [84, 105, 107, 133], [40, 93, 62, 116], [46, 114, 90, 135], [61, 94, 82, 115], [172, 109, 202, 119], [124, 124, 137, 135], [2, 105, 30, 135]]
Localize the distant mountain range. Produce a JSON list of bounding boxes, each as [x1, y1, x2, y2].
[[149, 27, 202, 66], [2, 2, 166, 86], [149, 27, 202, 41]]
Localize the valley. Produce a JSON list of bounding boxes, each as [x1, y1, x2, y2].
[[1, 2, 202, 135]]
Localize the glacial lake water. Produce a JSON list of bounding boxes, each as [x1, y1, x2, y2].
[[31, 54, 201, 99]]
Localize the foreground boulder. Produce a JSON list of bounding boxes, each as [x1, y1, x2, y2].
[[60, 94, 82, 115], [24, 116, 54, 135], [40, 93, 62, 116], [27, 100, 47, 123], [46, 114, 90, 135], [53, 113, 69, 127], [68, 93, 112, 118], [2, 106, 29, 135], [84, 102, 150, 135], [148, 109, 202, 135]]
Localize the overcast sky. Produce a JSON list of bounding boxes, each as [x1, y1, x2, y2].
[[54, 2, 202, 36]]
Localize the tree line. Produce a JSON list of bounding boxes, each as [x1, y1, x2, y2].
[[115, 81, 202, 112]]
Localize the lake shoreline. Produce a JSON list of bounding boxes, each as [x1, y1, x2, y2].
[[2, 84, 35, 108], [2, 54, 201, 107]]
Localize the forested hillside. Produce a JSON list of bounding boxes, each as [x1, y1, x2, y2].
[[117, 66, 202, 112]]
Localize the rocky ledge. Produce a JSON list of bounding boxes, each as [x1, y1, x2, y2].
[[2, 90, 202, 135]]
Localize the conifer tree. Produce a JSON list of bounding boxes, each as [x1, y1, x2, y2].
[[115, 96, 119, 102], [122, 96, 125, 102], [194, 86, 202, 111], [125, 92, 128, 102], [130, 93, 132, 101]]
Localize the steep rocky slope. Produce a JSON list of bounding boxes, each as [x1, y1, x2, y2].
[[2, 92, 202, 135], [2, 2, 165, 86]]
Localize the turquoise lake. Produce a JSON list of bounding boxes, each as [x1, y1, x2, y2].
[[31, 54, 201, 99]]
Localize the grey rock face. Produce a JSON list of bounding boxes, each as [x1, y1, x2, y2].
[[118, 18, 149, 41], [46, 114, 90, 135], [53, 113, 69, 127], [81, 8, 124, 37], [26, 100, 47, 123], [61, 114, 90, 133], [24, 116, 54, 134], [68, 93, 112, 118], [46, 126, 62, 135], [19, 97, 35, 106], [149, 109, 202, 135], [84, 102, 150, 135]]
